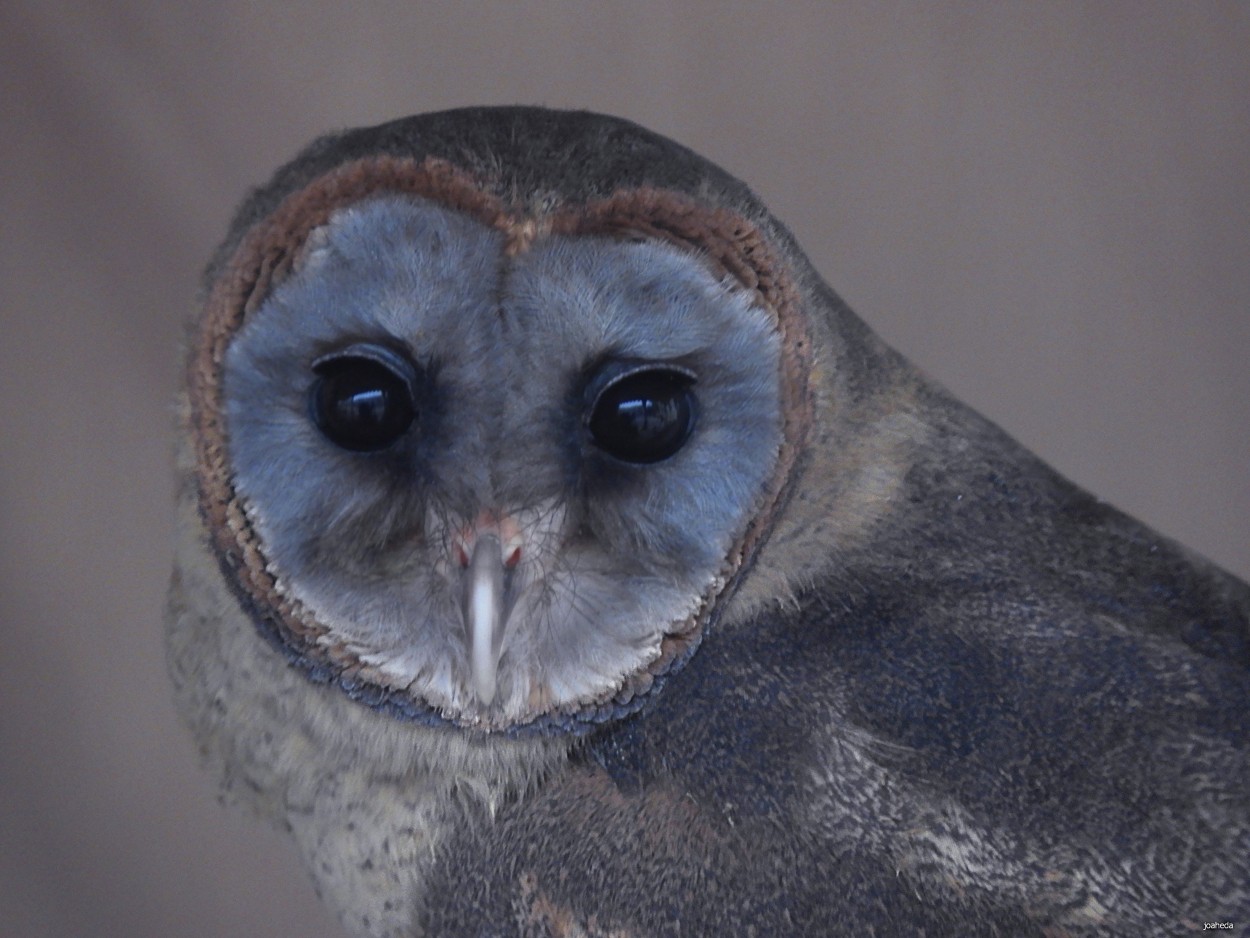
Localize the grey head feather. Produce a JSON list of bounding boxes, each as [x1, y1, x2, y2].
[[223, 195, 783, 727]]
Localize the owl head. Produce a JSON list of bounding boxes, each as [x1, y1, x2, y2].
[[188, 109, 816, 734]]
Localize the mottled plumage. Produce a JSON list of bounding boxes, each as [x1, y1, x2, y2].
[[168, 107, 1249, 936]]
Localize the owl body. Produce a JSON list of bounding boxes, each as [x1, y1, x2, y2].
[[169, 108, 1249, 936]]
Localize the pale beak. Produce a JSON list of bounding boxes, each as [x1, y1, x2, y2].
[[462, 532, 509, 706]]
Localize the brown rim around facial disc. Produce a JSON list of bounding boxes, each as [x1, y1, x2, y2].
[[190, 154, 813, 735]]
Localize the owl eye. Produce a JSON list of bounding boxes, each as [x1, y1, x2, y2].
[[586, 366, 697, 464], [309, 344, 418, 452]]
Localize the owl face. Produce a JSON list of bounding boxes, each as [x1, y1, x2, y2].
[[211, 188, 786, 730]]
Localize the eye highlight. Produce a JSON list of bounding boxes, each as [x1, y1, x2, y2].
[[586, 365, 697, 464], [309, 344, 418, 452]]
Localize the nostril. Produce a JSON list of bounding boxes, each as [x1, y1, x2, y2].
[[504, 545, 522, 569], [455, 541, 471, 568]]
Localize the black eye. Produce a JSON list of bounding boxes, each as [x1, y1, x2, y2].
[[587, 366, 697, 464], [309, 345, 418, 452]]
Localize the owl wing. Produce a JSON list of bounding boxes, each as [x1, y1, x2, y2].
[[419, 480, 1250, 935]]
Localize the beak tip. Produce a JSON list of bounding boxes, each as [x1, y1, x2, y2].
[[472, 654, 498, 707]]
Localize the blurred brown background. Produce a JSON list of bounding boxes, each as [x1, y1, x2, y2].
[[1, 3, 1246, 936]]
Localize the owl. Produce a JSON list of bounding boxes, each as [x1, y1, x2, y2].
[[168, 107, 1249, 936]]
